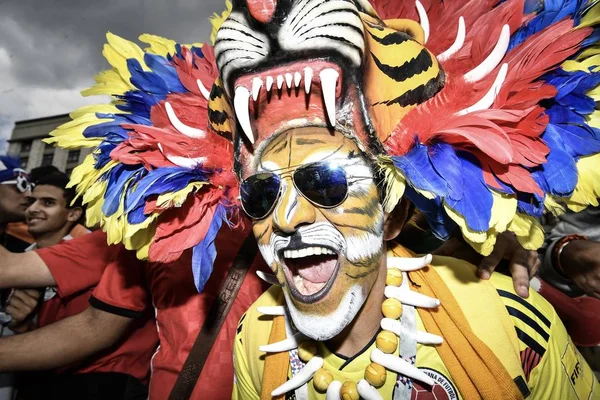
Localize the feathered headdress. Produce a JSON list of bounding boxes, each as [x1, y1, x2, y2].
[[47, 0, 600, 291]]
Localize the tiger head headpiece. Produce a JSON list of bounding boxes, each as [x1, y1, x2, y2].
[[48, 0, 600, 306]]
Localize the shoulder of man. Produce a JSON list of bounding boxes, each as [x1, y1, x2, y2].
[[432, 255, 599, 399], [233, 285, 283, 399]]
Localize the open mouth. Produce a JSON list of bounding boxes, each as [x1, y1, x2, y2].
[[232, 60, 343, 144], [280, 245, 340, 303]]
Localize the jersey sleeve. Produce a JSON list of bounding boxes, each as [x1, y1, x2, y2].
[[35, 230, 116, 298], [495, 286, 599, 399], [232, 311, 261, 400], [527, 307, 599, 399], [89, 246, 149, 319]]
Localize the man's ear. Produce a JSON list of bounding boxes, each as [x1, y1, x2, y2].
[[67, 207, 83, 223], [383, 198, 412, 241]]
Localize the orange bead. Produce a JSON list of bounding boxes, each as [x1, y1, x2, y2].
[[312, 368, 333, 392], [298, 341, 318, 363], [364, 363, 387, 387], [381, 298, 403, 319], [386, 268, 403, 287], [340, 381, 359, 400], [376, 330, 398, 354]]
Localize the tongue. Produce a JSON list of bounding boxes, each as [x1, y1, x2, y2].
[[290, 255, 337, 283]]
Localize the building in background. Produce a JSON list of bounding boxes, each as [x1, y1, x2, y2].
[[7, 114, 92, 175]]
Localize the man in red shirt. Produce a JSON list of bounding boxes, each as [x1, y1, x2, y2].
[[0, 225, 268, 399], [2, 171, 158, 399]]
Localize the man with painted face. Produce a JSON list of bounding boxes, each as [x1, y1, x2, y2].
[[32, 0, 600, 399], [223, 0, 600, 399]]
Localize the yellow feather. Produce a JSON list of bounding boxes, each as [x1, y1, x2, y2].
[[82, 69, 133, 97], [210, 0, 232, 44], [376, 156, 406, 213], [464, 232, 497, 256], [507, 214, 544, 250], [544, 195, 566, 216], [564, 153, 600, 212], [69, 104, 121, 119], [488, 191, 517, 233], [577, 45, 600, 61], [443, 204, 488, 244], [46, 113, 113, 149], [579, 2, 600, 28], [457, 192, 517, 256], [139, 34, 178, 57], [103, 32, 149, 83], [156, 182, 207, 209]]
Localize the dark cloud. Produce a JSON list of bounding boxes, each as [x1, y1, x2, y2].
[[0, 0, 227, 141]]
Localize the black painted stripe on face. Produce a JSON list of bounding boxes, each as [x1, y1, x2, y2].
[[370, 49, 433, 83], [208, 109, 229, 125], [220, 56, 254, 70], [304, 34, 364, 58], [255, 224, 270, 241], [293, 8, 362, 36], [217, 27, 266, 46], [340, 195, 379, 216], [377, 73, 445, 107], [216, 48, 268, 65], [367, 29, 414, 46], [298, 22, 364, 39], [294, 138, 327, 145], [210, 84, 225, 100], [214, 37, 266, 51]]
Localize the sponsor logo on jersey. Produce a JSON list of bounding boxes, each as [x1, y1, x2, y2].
[[410, 368, 458, 400]]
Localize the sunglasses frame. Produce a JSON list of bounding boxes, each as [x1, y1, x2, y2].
[[240, 161, 351, 220]]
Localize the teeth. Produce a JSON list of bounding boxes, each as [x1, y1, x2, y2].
[[252, 77, 263, 101], [294, 72, 302, 88], [283, 247, 334, 259], [285, 73, 293, 89], [304, 67, 313, 94], [234, 86, 254, 144], [277, 75, 284, 90], [266, 76, 274, 91], [319, 68, 339, 127]]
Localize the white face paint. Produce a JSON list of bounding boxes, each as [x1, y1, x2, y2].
[[249, 127, 385, 341], [284, 285, 365, 341]]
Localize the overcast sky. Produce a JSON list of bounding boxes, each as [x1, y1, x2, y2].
[[0, 0, 226, 151]]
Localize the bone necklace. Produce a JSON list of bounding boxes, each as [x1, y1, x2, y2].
[[257, 253, 442, 400]]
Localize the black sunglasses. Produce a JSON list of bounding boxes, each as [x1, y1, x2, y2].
[[240, 161, 360, 220]]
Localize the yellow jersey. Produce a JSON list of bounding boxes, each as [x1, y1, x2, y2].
[[232, 255, 599, 399]]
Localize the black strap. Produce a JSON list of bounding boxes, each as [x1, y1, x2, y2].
[[168, 233, 259, 400]]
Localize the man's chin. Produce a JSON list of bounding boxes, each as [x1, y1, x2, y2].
[[283, 285, 365, 341]]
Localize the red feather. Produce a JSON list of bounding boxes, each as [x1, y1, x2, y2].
[[149, 189, 221, 262]]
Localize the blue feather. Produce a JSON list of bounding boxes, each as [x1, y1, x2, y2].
[[544, 123, 600, 157], [116, 91, 160, 118], [428, 143, 463, 200], [102, 165, 142, 216], [127, 59, 169, 95], [509, 0, 588, 50], [403, 185, 455, 240], [516, 192, 545, 216], [392, 143, 449, 197], [125, 167, 209, 223], [538, 149, 578, 196], [191, 203, 227, 292], [444, 153, 493, 232], [144, 53, 187, 94], [83, 121, 129, 140]]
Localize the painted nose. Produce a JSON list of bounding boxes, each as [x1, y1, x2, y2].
[[246, 0, 277, 23], [272, 178, 316, 234]]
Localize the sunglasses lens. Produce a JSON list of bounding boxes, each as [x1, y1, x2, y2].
[[294, 162, 347, 207], [240, 173, 281, 219]]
